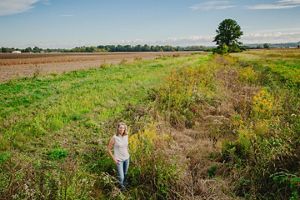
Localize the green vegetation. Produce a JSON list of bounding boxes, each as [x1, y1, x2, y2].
[[1, 50, 299, 199], [0, 53, 209, 199], [47, 147, 68, 160], [152, 50, 299, 199], [228, 50, 300, 199], [214, 19, 244, 54]]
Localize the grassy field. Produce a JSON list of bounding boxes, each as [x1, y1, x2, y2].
[[233, 49, 300, 84], [0, 50, 299, 200], [0, 54, 208, 150], [0, 53, 210, 199]]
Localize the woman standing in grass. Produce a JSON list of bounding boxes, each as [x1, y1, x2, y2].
[[107, 122, 130, 190]]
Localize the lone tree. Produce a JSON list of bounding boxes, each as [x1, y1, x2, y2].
[[263, 43, 270, 49], [213, 19, 243, 54]]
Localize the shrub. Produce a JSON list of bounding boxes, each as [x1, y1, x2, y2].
[[271, 172, 300, 200], [47, 148, 68, 160], [213, 44, 229, 55], [208, 165, 218, 178], [238, 66, 258, 84], [127, 125, 181, 199], [153, 60, 218, 129], [252, 88, 274, 119], [0, 151, 11, 164], [223, 54, 300, 200], [83, 146, 115, 175]]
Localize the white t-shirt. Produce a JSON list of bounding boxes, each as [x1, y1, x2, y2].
[[113, 134, 130, 161]]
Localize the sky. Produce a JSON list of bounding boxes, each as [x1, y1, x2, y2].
[[0, 0, 300, 48]]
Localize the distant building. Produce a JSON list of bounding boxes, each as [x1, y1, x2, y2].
[[12, 50, 22, 54]]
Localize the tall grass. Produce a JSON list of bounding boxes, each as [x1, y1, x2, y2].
[[0, 53, 210, 199], [152, 51, 299, 199], [1, 49, 298, 199], [225, 50, 300, 199]]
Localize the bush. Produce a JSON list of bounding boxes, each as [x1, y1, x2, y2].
[[83, 146, 115, 175], [221, 140, 248, 164], [222, 55, 300, 199], [208, 165, 218, 178], [47, 148, 68, 160], [127, 126, 180, 199], [213, 44, 229, 55], [238, 66, 258, 84], [153, 60, 218, 129], [252, 88, 274, 119], [0, 151, 11, 164]]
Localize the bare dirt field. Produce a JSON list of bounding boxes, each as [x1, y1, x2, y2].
[[0, 51, 198, 82]]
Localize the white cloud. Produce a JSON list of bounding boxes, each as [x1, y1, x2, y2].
[[90, 29, 300, 47], [190, 0, 300, 11], [3, 30, 300, 48], [146, 29, 300, 46], [190, 1, 236, 11], [0, 0, 41, 16], [242, 30, 300, 43], [247, 0, 300, 10]]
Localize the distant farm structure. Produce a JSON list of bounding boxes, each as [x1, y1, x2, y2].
[[12, 50, 21, 54]]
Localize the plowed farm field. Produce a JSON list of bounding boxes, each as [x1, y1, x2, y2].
[[0, 52, 196, 82]]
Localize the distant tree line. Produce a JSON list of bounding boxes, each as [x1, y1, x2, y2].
[[0, 45, 212, 53], [245, 42, 300, 49], [2, 42, 298, 54], [0, 46, 44, 53]]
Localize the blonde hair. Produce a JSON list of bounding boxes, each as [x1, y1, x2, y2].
[[116, 122, 128, 136]]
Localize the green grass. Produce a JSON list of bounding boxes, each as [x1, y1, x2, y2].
[[0, 53, 212, 199], [267, 60, 300, 84], [233, 49, 300, 86], [0, 54, 210, 155], [1, 49, 299, 199], [229, 50, 300, 199]]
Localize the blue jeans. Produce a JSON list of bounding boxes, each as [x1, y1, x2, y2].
[[116, 158, 129, 188]]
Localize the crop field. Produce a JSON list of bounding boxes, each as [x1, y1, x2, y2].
[[0, 52, 194, 83], [0, 49, 299, 200]]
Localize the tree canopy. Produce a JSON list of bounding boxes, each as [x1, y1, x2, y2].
[[213, 19, 243, 53]]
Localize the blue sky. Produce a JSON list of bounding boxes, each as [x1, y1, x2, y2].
[[0, 0, 300, 48]]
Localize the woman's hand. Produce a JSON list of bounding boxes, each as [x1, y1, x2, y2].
[[113, 158, 120, 165]]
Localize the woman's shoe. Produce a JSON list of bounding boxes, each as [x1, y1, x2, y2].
[[120, 185, 126, 191]]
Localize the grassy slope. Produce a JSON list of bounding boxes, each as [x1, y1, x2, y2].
[[0, 53, 209, 161]]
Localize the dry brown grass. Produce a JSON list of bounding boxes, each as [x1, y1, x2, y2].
[[166, 127, 238, 200]]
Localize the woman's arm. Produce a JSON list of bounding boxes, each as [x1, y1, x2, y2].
[[107, 137, 118, 164]]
